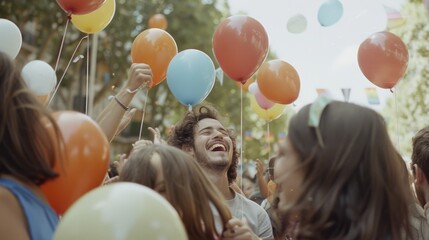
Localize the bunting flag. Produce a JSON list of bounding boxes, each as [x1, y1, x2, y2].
[[277, 132, 287, 142], [265, 131, 275, 142], [384, 5, 405, 29], [244, 130, 252, 140], [215, 67, 224, 86], [341, 88, 351, 102], [316, 88, 332, 97], [365, 87, 380, 105]]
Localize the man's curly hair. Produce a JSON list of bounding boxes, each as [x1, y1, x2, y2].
[[167, 104, 239, 184]]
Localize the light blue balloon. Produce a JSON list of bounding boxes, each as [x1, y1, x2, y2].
[[317, 0, 344, 27], [167, 49, 215, 107]]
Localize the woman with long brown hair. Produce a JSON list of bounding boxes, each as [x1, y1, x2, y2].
[[120, 144, 233, 239], [274, 97, 428, 240], [0, 52, 64, 239]]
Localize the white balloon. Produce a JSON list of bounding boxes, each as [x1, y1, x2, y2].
[[0, 19, 22, 59], [248, 82, 259, 94], [22, 60, 57, 96], [287, 14, 307, 34]]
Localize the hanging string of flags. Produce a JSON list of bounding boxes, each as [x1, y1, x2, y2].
[[315, 87, 380, 105]]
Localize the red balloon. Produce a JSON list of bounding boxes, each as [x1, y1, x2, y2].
[[257, 59, 300, 104], [41, 111, 110, 215], [212, 16, 269, 83], [358, 31, 408, 89], [56, 0, 106, 15]]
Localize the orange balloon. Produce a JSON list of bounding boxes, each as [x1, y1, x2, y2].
[[131, 29, 178, 88], [358, 31, 408, 89], [41, 111, 110, 215], [257, 59, 300, 104], [148, 13, 168, 30], [212, 16, 269, 83]]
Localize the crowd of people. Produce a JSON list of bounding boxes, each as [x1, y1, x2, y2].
[[2, 49, 429, 240]]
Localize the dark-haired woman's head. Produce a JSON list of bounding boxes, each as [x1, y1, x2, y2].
[[275, 99, 414, 240]]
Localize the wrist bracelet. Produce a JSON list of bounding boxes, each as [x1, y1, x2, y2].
[[113, 96, 129, 111]]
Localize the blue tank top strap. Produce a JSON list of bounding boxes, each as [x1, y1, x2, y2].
[[0, 178, 59, 240]]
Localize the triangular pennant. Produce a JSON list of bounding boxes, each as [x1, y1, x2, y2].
[[215, 67, 224, 86], [341, 88, 351, 102]]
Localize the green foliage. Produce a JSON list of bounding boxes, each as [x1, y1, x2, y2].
[[383, 0, 429, 157]]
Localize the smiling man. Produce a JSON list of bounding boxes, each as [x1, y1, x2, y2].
[[168, 104, 274, 240]]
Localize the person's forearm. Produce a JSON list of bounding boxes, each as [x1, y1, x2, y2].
[[257, 174, 269, 198], [97, 88, 136, 142]]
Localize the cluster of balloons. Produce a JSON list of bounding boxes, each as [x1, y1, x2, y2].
[[70, 0, 116, 34], [54, 183, 187, 240], [248, 81, 286, 121], [0, 18, 57, 102], [211, 16, 302, 120], [131, 17, 216, 109], [286, 0, 344, 34], [358, 31, 408, 89], [56, 0, 116, 34]]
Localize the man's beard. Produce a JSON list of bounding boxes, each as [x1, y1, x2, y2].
[[193, 146, 230, 172]]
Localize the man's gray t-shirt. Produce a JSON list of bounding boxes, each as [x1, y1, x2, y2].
[[226, 191, 274, 240]]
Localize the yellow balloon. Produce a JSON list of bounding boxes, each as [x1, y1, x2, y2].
[[71, 0, 116, 34], [250, 95, 286, 121], [54, 183, 188, 240]]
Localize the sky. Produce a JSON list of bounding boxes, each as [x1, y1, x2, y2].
[[226, 0, 405, 110]]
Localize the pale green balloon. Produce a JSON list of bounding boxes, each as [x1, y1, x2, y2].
[[54, 182, 188, 240], [287, 14, 307, 34]]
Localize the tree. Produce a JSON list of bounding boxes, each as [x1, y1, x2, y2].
[[383, 0, 429, 156]]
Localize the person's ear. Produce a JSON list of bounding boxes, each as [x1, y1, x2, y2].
[[414, 164, 428, 185]]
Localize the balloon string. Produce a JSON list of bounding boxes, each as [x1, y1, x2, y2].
[[394, 88, 399, 151], [85, 34, 90, 115], [54, 16, 70, 72], [138, 88, 150, 141], [48, 35, 89, 106], [267, 121, 271, 159], [240, 85, 244, 219]]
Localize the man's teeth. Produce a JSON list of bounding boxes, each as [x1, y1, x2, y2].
[[209, 143, 226, 151]]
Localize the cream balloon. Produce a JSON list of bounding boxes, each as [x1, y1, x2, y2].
[[0, 18, 22, 59], [22, 60, 57, 96], [287, 14, 307, 34], [54, 183, 188, 240]]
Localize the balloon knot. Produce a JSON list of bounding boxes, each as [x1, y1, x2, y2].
[[67, 13, 72, 21], [390, 88, 394, 93]]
